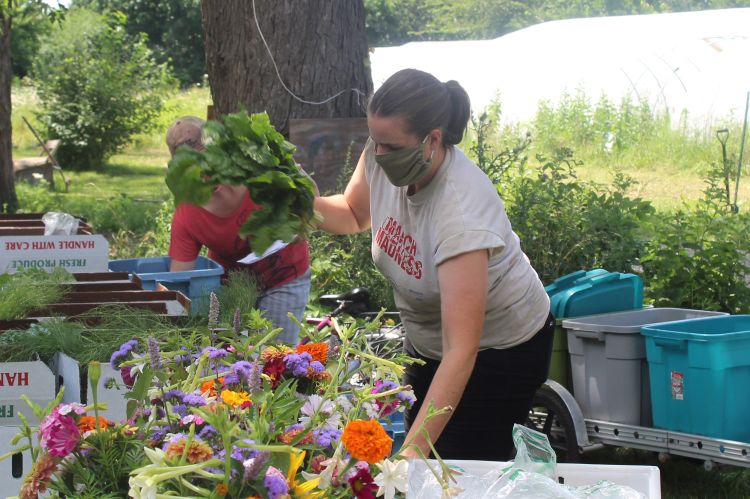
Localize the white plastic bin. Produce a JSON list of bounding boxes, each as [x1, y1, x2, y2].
[[413, 460, 661, 498]]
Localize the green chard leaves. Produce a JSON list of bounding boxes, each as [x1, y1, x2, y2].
[[166, 110, 316, 254]]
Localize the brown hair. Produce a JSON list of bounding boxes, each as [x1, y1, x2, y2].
[[368, 69, 471, 146]]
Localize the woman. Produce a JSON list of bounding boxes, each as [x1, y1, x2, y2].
[[313, 69, 554, 460]]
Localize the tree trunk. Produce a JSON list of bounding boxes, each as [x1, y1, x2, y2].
[[201, 0, 372, 136], [0, 2, 18, 213]]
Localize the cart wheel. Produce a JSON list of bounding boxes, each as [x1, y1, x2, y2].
[[703, 459, 716, 472], [526, 387, 581, 463]]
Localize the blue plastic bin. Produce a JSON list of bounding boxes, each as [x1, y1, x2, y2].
[[552, 272, 643, 319], [381, 412, 406, 454], [108, 256, 224, 315], [642, 315, 750, 441], [544, 269, 609, 299]]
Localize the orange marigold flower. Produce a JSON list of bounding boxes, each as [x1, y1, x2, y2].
[[220, 389, 251, 408], [341, 419, 392, 464], [215, 483, 229, 496], [278, 427, 313, 445], [296, 342, 328, 364], [165, 439, 214, 464], [201, 377, 225, 397], [309, 369, 331, 382], [261, 346, 293, 361], [77, 416, 110, 433]]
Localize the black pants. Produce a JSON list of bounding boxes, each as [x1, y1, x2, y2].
[[403, 313, 555, 461]]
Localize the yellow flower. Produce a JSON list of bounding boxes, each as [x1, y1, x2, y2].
[[287, 450, 324, 498], [220, 389, 251, 408]]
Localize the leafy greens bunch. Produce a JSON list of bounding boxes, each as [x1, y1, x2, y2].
[[166, 110, 316, 254]]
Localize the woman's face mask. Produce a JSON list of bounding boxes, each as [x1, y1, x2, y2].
[[375, 135, 434, 187]]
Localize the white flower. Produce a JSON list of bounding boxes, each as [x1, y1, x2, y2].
[[300, 394, 340, 428], [363, 401, 380, 419], [129, 475, 157, 499], [316, 446, 346, 489], [58, 403, 86, 415], [374, 458, 409, 499], [143, 447, 167, 465], [336, 395, 354, 413]]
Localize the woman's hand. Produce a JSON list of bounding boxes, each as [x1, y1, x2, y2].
[[397, 444, 420, 460]]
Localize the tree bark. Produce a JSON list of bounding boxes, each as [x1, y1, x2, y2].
[[201, 0, 372, 136], [0, 1, 18, 213]]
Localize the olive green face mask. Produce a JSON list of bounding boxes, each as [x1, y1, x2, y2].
[[374, 136, 433, 187]]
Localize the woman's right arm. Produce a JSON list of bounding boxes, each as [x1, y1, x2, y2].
[[313, 149, 371, 235]]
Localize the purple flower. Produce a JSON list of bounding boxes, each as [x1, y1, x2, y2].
[[231, 439, 257, 462], [174, 347, 192, 365], [163, 390, 185, 402], [223, 372, 240, 385], [198, 425, 218, 440], [397, 390, 417, 407], [247, 362, 261, 393], [208, 292, 220, 326], [309, 361, 324, 374], [373, 380, 399, 393], [244, 451, 269, 481], [284, 352, 312, 377], [171, 404, 188, 417], [110, 339, 138, 369], [231, 361, 254, 377], [202, 346, 228, 360], [264, 466, 289, 499], [147, 336, 162, 370], [313, 427, 341, 449], [182, 393, 206, 406], [149, 426, 168, 442]]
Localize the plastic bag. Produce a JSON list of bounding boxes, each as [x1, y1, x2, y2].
[[406, 424, 647, 498], [42, 211, 79, 236], [509, 423, 557, 479]]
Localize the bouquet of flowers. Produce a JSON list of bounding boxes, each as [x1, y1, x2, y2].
[[6, 301, 456, 498]]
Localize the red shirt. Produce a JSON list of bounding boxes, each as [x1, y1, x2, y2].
[[169, 192, 309, 291]]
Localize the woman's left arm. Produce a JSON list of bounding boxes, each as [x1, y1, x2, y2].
[[400, 249, 488, 458]]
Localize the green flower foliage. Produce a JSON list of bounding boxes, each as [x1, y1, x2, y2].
[[166, 110, 316, 255]]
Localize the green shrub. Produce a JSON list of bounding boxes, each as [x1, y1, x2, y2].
[[32, 9, 175, 170], [641, 163, 750, 313], [469, 112, 655, 285]]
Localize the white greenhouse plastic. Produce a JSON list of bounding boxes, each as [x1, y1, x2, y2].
[[370, 8, 750, 127]]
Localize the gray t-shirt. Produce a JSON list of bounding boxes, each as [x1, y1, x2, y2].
[[364, 140, 550, 360]]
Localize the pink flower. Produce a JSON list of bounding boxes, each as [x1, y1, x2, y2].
[[39, 408, 80, 457]]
